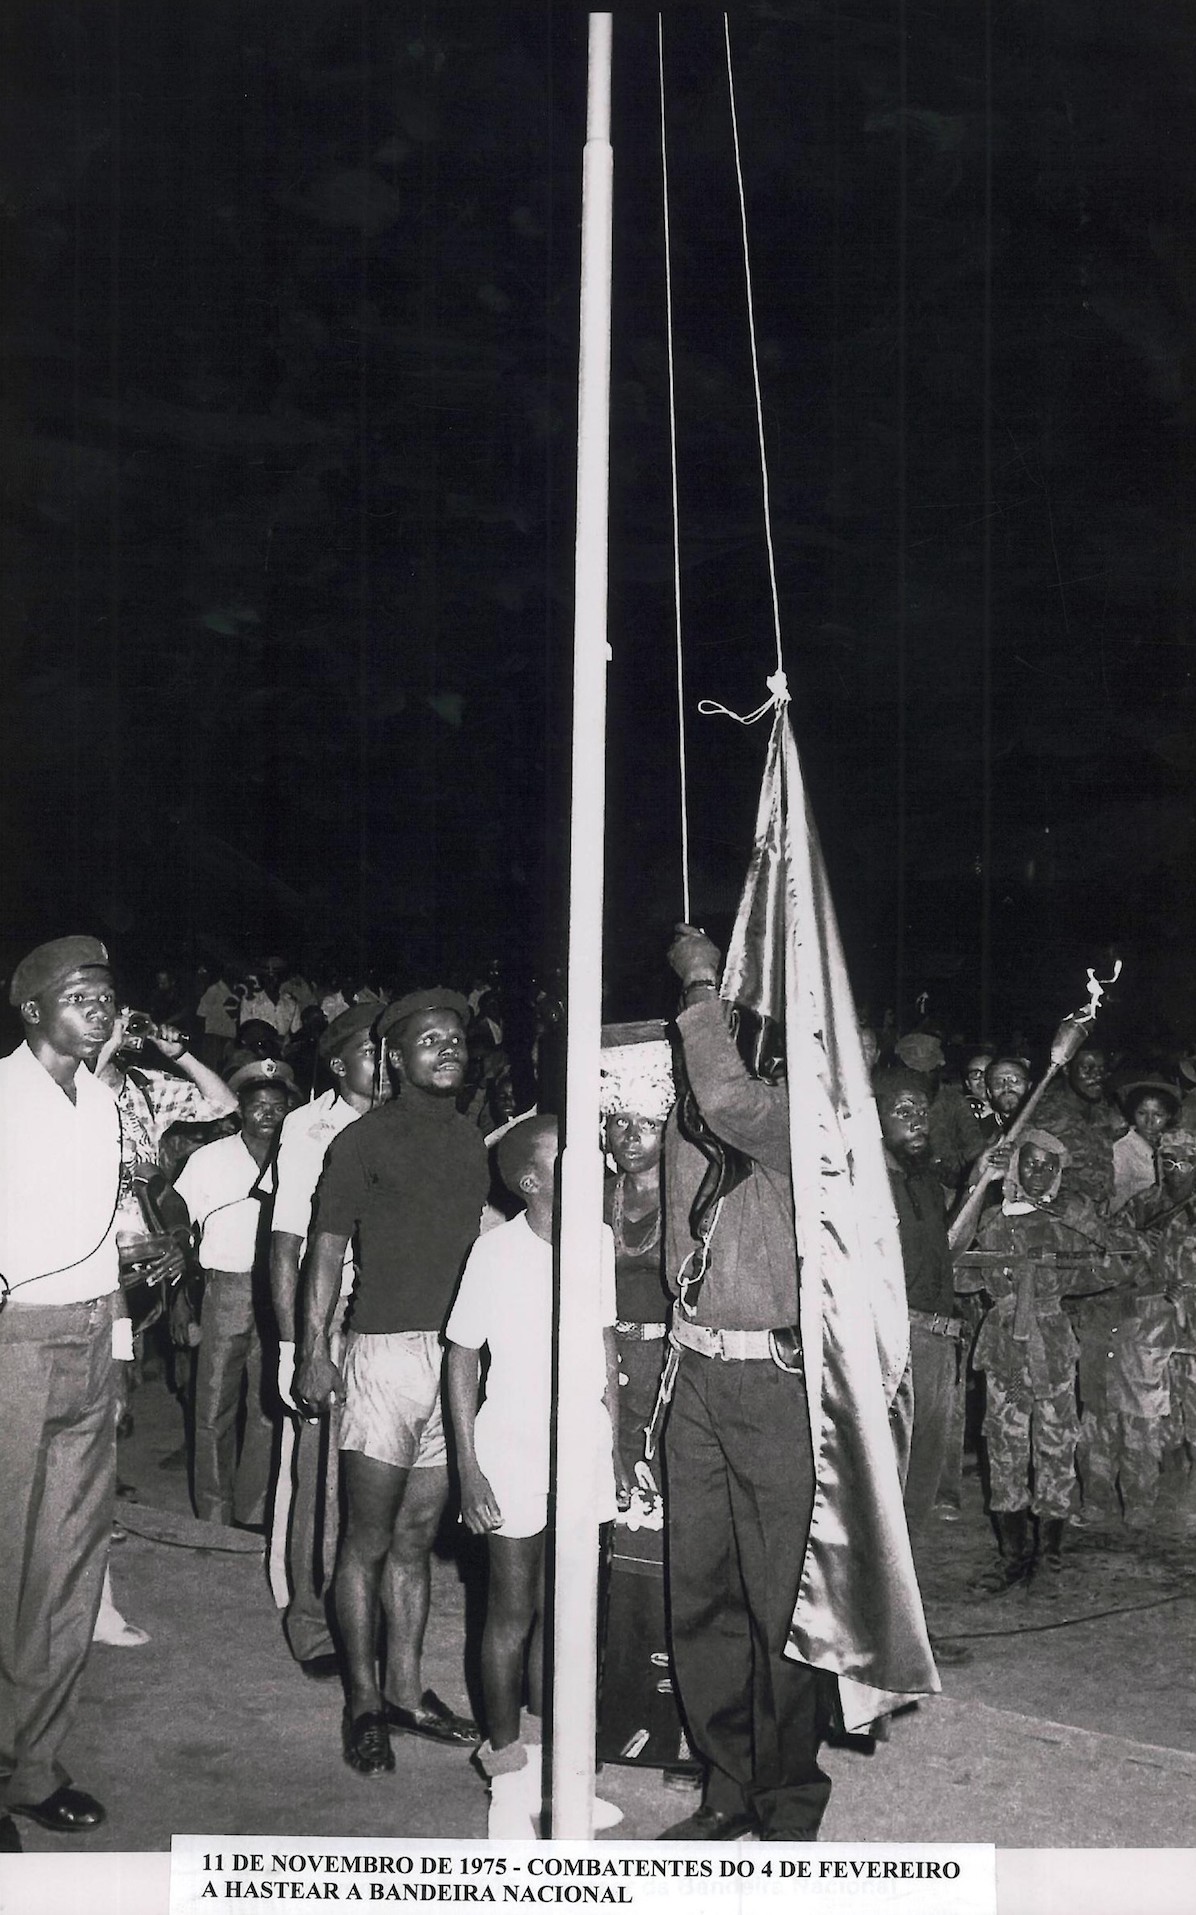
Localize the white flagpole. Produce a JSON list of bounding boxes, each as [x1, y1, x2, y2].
[[551, 11, 613, 1842]]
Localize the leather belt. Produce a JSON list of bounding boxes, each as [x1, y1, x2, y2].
[[909, 1308, 963, 1340], [615, 1320, 667, 1341], [671, 1318, 778, 1362]]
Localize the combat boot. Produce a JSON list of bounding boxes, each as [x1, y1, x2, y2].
[[1038, 1517, 1067, 1573], [978, 1509, 1033, 1594]]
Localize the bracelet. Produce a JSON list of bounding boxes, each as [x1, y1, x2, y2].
[[684, 977, 718, 995]]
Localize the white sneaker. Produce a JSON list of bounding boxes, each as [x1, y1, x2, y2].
[[478, 1742, 538, 1840]]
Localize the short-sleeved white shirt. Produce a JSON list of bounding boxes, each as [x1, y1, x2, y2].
[[272, 1089, 359, 1298], [175, 1132, 274, 1273], [0, 1042, 122, 1306], [445, 1212, 616, 1502]]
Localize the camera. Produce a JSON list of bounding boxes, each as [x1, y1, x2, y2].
[[120, 1008, 158, 1053]]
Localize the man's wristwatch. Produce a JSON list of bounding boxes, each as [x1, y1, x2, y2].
[[683, 977, 719, 999]]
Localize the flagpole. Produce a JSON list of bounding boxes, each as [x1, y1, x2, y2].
[[551, 11, 613, 1841]]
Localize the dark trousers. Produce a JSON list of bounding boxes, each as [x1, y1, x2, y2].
[[664, 1350, 832, 1837], [614, 1332, 666, 1481], [283, 1404, 342, 1662], [193, 1270, 273, 1527], [0, 1295, 118, 1808], [902, 1325, 958, 1540]]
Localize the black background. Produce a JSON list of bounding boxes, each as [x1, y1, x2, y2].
[[2, 3, 1193, 1043]]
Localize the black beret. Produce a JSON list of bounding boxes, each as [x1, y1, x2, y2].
[[10, 936, 110, 1006], [378, 988, 470, 1043]]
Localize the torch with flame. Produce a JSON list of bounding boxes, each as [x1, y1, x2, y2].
[[1048, 960, 1124, 1070], [949, 961, 1123, 1256]]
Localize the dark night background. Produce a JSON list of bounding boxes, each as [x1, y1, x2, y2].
[[2, 3, 1194, 1043]]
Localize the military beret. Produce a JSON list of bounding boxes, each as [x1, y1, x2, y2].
[[9, 935, 111, 1006], [378, 988, 470, 1043], [317, 1001, 379, 1062], [227, 1057, 299, 1099]]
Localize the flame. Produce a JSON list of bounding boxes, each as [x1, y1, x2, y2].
[[1083, 960, 1122, 1021]]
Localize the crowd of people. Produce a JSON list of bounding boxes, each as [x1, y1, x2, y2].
[[2, 929, 1194, 1853]]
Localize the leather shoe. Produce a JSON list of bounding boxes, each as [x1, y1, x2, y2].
[[0, 1813, 22, 1852], [298, 1654, 341, 1682], [10, 1785, 106, 1833], [659, 1803, 756, 1840], [384, 1689, 477, 1746], [342, 1710, 394, 1776]]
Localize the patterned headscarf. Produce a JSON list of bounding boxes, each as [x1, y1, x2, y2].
[[599, 1020, 676, 1123]]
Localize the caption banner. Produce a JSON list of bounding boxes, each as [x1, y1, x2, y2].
[[170, 1839, 996, 1915]]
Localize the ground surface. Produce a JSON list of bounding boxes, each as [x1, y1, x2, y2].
[[9, 1367, 1196, 1855]]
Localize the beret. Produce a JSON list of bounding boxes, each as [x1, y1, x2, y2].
[[378, 988, 470, 1043], [317, 1001, 379, 1062], [10, 935, 110, 1006], [228, 1057, 299, 1099]]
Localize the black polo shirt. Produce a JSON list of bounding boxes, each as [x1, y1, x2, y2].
[[314, 1091, 489, 1334]]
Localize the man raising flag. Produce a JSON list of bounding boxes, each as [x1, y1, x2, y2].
[[657, 685, 937, 1842]]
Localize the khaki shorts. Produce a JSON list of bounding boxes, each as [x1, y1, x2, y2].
[[339, 1330, 447, 1470]]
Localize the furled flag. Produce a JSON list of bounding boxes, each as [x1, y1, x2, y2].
[[719, 683, 939, 1726]]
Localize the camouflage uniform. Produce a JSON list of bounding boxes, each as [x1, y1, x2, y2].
[[1074, 1191, 1172, 1524], [1032, 1086, 1142, 1507], [961, 1195, 1116, 1519], [1147, 1198, 1196, 1455], [1033, 1081, 1124, 1208]]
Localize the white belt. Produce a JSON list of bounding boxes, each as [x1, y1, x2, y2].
[[670, 1318, 775, 1362]]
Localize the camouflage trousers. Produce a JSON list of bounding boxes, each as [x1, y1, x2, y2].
[[983, 1376, 1078, 1519], [1077, 1409, 1164, 1521], [1167, 1354, 1196, 1452]]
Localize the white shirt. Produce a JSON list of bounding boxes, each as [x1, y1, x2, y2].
[[445, 1213, 616, 1498], [0, 1042, 122, 1306], [238, 989, 299, 1037], [272, 1088, 360, 1298], [175, 1132, 274, 1273], [197, 981, 237, 1038]]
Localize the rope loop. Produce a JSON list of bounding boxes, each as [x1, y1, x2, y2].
[[698, 669, 789, 726]]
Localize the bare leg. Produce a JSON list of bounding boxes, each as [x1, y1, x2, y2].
[[335, 1452, 408, 1719], [381, 1465, 449, 1712], [482, 1531, 544, 1750]]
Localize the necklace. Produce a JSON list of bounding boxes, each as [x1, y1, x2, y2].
[[611, 1173, 662, 1259]]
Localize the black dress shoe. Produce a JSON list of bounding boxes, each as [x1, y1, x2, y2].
[[659, 1803, 757, 1840], [342, 1710, 394, 1776], [383, 1689, 477, 1746], [10, 1785, 106, 1832], [0, 1813, 22, 1852], [298, 1653, 341, 1681]]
